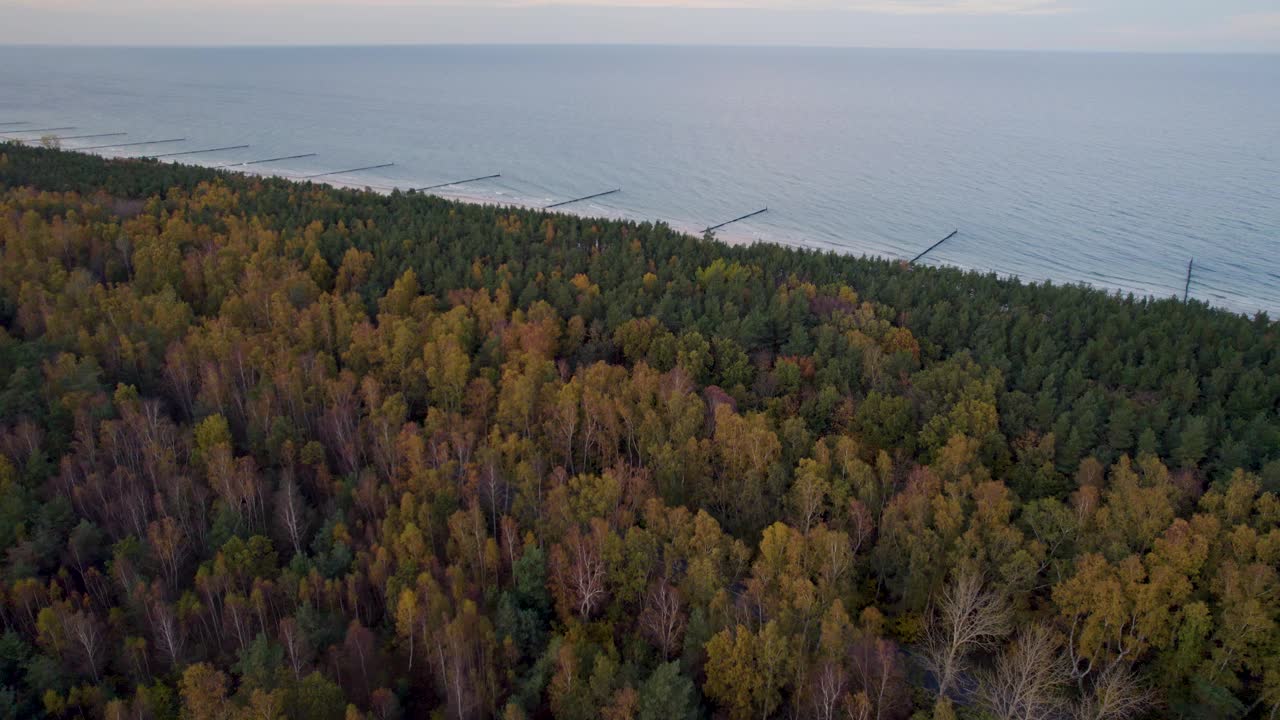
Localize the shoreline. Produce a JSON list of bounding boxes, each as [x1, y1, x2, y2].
[[19, 145, 1274, 319], [20, 142, 767, 248], [221, 161, 772, 250], [215, 163, 1247, 315]]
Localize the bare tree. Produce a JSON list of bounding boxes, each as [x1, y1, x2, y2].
[[847, 499, 874, 557], [274, 474, 310, 557], [65, 610, 105, 683], [1074, 663, 1156, 720], [147, 517, 186, 591], [920, 571, 1013, 699], [978, 623, 1072, 720], [278, 616, 312, 680], [639, 577, 686, 660], [808, 661, 847, 720], [849, 637, 910, 720], [553, 522, 607, 620], [151, 601, 185, 670]]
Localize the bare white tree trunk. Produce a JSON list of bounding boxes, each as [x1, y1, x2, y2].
[[1073, 663, 1155, 720], [978, 623, 1072, 720], [920, 571, 1013, 700]]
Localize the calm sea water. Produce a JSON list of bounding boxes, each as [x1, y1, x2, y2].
[[1, 46, 1277, 314]]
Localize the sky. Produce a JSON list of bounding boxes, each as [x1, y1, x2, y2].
[[2, 0, 1279, 52]]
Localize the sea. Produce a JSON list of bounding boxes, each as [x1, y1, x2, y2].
[[1, 45, 1276, 315]]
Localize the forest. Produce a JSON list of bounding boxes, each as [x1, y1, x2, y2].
[[0, 142, 1277, 720]]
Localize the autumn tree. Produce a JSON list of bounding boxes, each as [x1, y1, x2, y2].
[[704, 621, 796, 720]]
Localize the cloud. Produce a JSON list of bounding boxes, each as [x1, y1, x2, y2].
[[528, 0, 1070, 14], [1097, 10, 1280, 50], [9, 0, 1072, 15], [845, 0, 1070, 14], [527, 0, 1071, 13], [1221, 11, 1280, 38]]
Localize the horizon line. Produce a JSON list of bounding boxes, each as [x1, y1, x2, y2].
[[0, 41, 1277, 57]]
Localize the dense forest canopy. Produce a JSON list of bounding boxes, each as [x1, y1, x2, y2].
[[0, 143, 1277, 720]]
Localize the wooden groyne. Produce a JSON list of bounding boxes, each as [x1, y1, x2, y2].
[[909, 229, 960, 265], [78, 138, 186, 150], [705, 208, 768, 234], [149, 145, 250, 159], [218, 153, 318, 168], [417, 174, 501, 192], [301, 163, 395, 180], [546, 189, 621, 209], [50, 132, 127, 141], [1, 126, 76, 134]]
